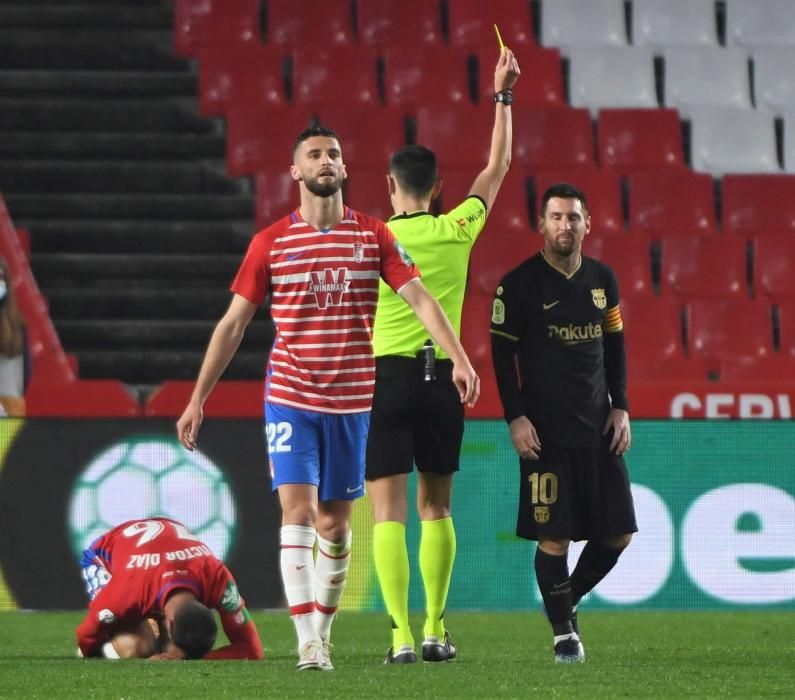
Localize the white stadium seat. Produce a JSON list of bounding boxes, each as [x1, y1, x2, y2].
[[726, 0, 795, 48], [632, 0, 719, 49], [689, 107, 780, 176], [540, 0, 627, 49], [753, 48, 795, 114], [567, 47, 657, 115], [663, 47, 752, 116]]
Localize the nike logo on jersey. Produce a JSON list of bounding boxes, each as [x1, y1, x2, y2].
[[346, 484, 363, 494], [287, 252, 304, 261], [542, 301, 560, 310]]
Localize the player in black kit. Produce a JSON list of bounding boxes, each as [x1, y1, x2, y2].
[[490, 183, 637, 663]]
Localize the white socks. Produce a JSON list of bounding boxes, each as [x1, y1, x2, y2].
[[280, 525, 318, 648], [280, 525, 353, 649], [314, 532, 352, 643]]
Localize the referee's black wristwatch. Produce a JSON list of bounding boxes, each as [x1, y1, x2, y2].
[[494, 89, 514, 106]]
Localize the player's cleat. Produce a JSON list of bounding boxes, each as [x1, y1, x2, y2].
[[422, 631, 457, 662], [321, 641, 334, 670], [553, 635, 585, 664], [296, 640, 333, 671], [384, 644, 417, 664]]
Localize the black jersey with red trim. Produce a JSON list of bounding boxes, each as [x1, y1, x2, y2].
[[490, 252, 627, 447]]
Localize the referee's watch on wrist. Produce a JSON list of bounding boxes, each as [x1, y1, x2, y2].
[[494, 89, 514, 106]]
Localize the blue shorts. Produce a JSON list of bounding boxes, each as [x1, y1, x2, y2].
[[265, 402, 370, 502]]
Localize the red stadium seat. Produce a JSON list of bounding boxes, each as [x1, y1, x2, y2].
[[722, 174, 795, 237], [255, 168, 297, 229], [628, 171, 717, 237], [312, 105, 408, 167], [513, 108, 596, 172], [449, 0, 535, 49], [621, 296, 684, 364], [534, 168, 624, 234], [660, 236, 748, 298], [383, 47, 472, 107], [469, 224, 541, 296], [475, 46, 563, 108], [778, 302, 795, 359], [26, 380, 142, 417], [198, 45, 285, 117], [266, 0, 354, 47], [292, 46, 379, 108], [145, 381, 262, 417], [597, 109, 685, 173], [686, 299, 774, 364], [415, 105, 494, 168], [358, 0, 444, 47], [753, 235, 795, 302], [173, 0, 259, 57], [343, 168, 392, 221], [584, 234, 654, 298], [435, 168, 529, 227], [226, 105, 313, 177], [719, 354, 795, 381], [628, 352, 712, 381]]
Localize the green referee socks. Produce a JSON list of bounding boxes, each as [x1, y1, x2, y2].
[[420, 517, 456, 640], [373, 521, 414, 650]]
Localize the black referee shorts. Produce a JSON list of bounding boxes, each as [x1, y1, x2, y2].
[[516, 433, 638, 542], [365, 355, 464, 480]]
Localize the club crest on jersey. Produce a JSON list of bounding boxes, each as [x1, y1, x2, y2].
[[308, 267, 351, 309], [534, 506, 550, 524], [353, 241, 364, 263], [591, 288, 607, 309]]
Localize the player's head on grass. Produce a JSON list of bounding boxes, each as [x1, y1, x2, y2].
[[170, 597, 218, 660], [389, 145, 439, 199]]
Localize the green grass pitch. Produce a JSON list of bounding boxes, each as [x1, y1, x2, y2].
[[0, 610, 793, 698]]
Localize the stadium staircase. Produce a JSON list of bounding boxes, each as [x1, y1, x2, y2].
[[0, 0, 274, 393]]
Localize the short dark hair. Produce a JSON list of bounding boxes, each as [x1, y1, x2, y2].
[[540, 183, 589, 216], [292, 124, 340, 156], [389, 145, 438, 198], [171, 600, 217, 659]]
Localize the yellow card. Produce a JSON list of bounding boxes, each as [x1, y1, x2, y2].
[[494, 24, 506, 52]]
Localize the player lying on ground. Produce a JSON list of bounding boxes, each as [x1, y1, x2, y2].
[[75, 517, 263, 660]]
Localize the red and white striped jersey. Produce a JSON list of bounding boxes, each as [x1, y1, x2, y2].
[[231, 207, 420, 413]]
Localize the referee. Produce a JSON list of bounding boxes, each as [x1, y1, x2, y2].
[[366, 48, 521, 664], [490, 183, 637, 663]]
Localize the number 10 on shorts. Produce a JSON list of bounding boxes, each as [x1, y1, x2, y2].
[[266, 421, 293, 453]]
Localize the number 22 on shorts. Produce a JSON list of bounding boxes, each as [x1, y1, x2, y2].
[[266, 421, 293, 453]]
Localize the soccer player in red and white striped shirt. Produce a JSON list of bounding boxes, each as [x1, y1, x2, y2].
[[177, 125, 479, 670]]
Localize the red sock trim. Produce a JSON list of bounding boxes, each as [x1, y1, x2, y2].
[[315, 601, 337, 615], [318, 548, 350, 560], [290, 602, 315, 616]]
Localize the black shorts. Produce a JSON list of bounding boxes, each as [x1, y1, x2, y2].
[[516, 434, 638, 542], [365, 355, 464, 480]]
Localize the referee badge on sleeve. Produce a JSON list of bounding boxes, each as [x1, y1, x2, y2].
[[492, 298, 505, 324]]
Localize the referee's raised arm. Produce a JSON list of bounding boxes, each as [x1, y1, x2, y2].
[[467, 47, 521, 211]]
